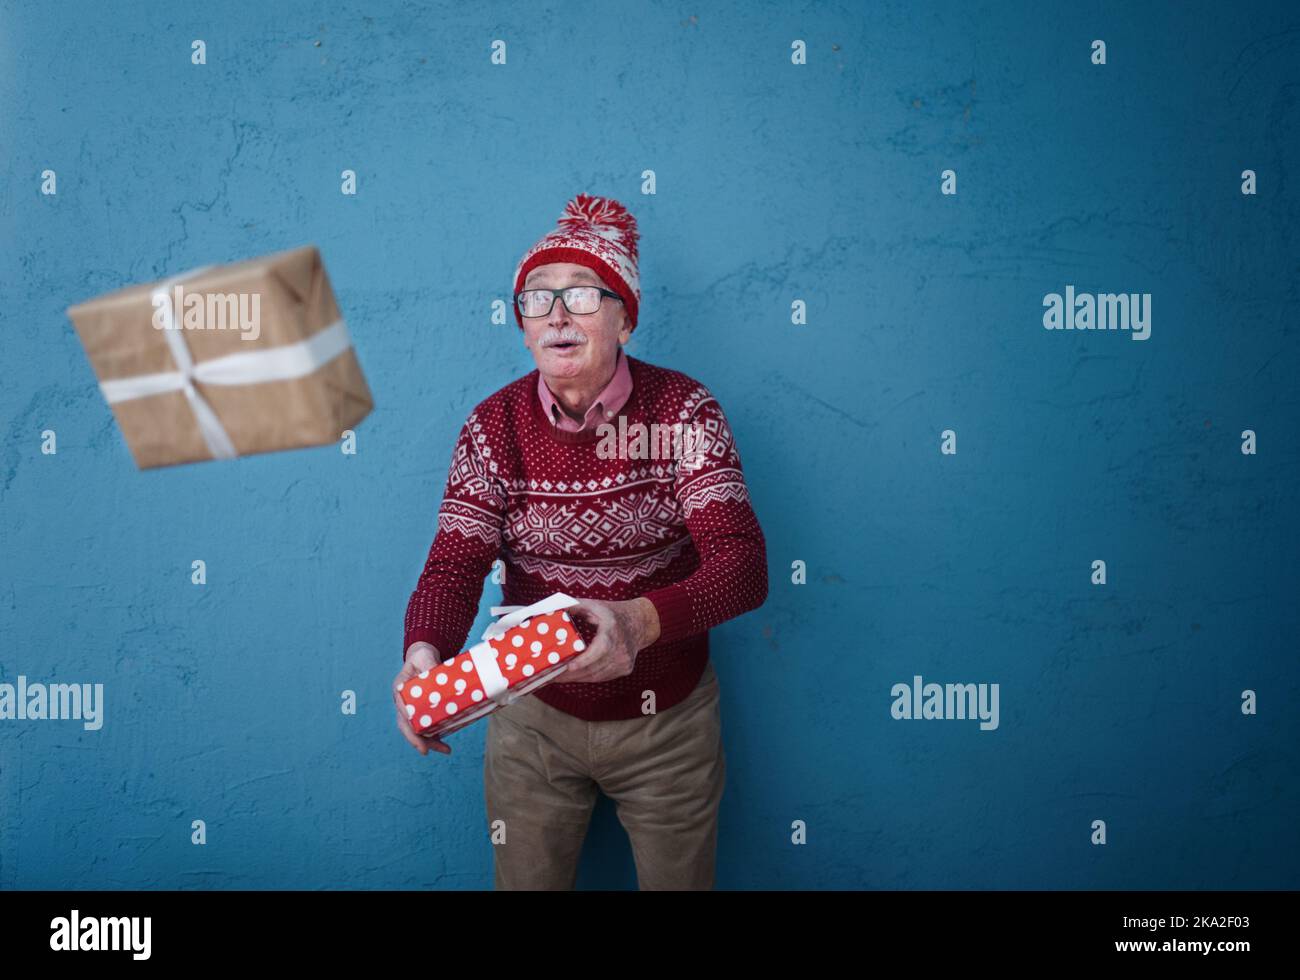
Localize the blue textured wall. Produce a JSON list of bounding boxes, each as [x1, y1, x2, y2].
[[2, 0, 1297, 889]]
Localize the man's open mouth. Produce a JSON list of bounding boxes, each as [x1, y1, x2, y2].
[[549, 341, 581, 349]]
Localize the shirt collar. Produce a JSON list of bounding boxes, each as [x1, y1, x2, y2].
[[536, 346, 633, 433]]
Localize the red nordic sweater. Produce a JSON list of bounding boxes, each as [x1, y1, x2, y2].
[[403, 354, 769, 721]]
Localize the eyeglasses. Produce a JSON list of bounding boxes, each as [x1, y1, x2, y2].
[[515, 285, 623, 318]]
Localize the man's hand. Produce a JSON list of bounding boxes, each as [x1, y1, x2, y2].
[[393, 642, 452, 756], [560, 597, 661, 684]]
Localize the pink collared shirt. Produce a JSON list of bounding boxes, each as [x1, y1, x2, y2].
[[536, 346, 633, 433]]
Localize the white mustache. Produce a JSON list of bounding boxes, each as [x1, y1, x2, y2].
[[543, 333, 586, 346]]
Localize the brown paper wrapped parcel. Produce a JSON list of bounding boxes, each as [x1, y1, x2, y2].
[[66, 245, 373, 469]]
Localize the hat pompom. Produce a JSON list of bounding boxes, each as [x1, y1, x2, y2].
[[556, 193, 639, 260], [514, 192, 642, 331]]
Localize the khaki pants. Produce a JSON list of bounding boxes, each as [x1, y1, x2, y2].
[[483, 658, 725, 890]]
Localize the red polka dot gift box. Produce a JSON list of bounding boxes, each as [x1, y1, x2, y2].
[[396, 593, 589, 740]]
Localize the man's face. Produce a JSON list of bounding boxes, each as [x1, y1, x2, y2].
[[520, 262, 630, 384]]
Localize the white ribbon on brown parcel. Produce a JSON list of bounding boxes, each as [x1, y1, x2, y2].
[[97, 265, 355, 461]]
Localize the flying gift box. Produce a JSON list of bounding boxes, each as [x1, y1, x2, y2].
[[397, 593, 592, 740], [65, 245, 373, 469]]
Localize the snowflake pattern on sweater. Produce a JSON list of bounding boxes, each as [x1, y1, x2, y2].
[[403, 355, 768, 721]]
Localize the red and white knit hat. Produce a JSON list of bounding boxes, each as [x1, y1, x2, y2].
[[512, 193, 641, 332]]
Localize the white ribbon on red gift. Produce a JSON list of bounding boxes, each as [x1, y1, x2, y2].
[[421, 593, 583, 738], [97, 266, 356, 462], [484, 591, 580, 641], [466, 642, 511, 704], [452, 593, 582, 709]]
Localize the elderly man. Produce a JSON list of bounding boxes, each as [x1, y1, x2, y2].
[[392, 193, 768, 890]]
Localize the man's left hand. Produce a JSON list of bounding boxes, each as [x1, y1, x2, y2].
[[559, 597, 661, 684]]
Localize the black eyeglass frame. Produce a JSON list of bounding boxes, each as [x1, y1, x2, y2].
[[514, 285, 624, 318]]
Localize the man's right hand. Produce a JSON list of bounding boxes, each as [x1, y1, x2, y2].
[[393, 642, 452, 756]]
